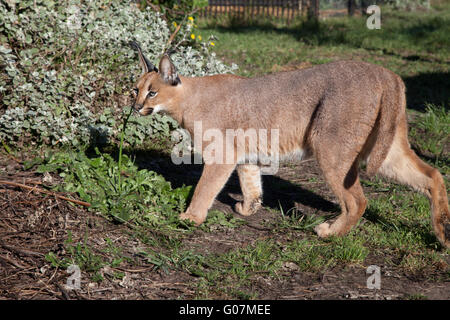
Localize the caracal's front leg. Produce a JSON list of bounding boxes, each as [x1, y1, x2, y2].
[[180, 163, 236, 225]]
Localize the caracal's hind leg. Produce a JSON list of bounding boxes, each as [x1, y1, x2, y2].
[[314, 159, 368, 238], [235, 164, 262, 216], [378, 119, 449, 247]]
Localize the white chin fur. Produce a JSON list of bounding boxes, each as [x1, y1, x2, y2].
[[139, 104, 166, 116], [153, 104, 166, 113]]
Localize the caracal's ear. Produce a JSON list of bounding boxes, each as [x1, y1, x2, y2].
[[159, 54, 181, 86], [129, 41, 158, 74]]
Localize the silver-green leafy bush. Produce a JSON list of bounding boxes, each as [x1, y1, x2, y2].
[[0, 0, 236, 147]]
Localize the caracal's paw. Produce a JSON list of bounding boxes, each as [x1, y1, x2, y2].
[[235, 200, 261, 217], [235, 202, 250, 216], [315, 222, 332, 238], [179, 212, 205, 226]]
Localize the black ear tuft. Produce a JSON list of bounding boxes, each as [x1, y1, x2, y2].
[[129, 40, 158, 74], [158, 54, 181, 86]]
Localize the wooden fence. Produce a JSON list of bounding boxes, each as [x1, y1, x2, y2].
[[199, 0, 374, 21], [199, 0, 315, 23]]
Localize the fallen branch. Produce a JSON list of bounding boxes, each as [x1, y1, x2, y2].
[[0, 254, 28, 269], [0, 180, 91, 208], [0, 241, 44, 257]]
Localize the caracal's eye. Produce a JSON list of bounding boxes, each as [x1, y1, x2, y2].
[[147, 91, 157, 98]]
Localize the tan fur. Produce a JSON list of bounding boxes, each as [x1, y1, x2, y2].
[[235, 164, 262, 216], [130, 47, 449, 248]]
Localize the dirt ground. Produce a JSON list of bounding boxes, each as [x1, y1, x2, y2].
[[0, 151, 449, 300]]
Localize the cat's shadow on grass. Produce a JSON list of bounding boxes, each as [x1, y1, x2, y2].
[[129, 149, 339, 217]]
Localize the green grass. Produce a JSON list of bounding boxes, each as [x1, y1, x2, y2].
[[283, 233, 369, 271], [406, 293, 429, 300], [200, 210, 247, 231], [363, 193, 436, 249], [185, 231, 370, 298], [45, 233, 134, 283], [409, 104, 450, 170], [45, 232, 106, 282]]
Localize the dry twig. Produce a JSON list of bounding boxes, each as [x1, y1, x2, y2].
[[0, 180, 91, 208]]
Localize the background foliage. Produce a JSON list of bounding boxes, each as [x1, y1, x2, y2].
[[0, 0, 235, 148]]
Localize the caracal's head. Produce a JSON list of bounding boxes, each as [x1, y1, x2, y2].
[[129, 41, 182, 116]]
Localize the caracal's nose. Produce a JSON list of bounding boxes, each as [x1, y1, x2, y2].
[[133, 103, 143, 113]]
